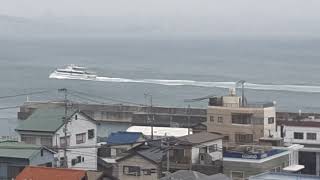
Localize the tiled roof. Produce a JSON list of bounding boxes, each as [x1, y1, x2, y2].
[[107, 131, 144, 145], [16, 166, 86, 180], [136, 146, 165, 164], [16, 107, 77, 132], [0, 141, 51, 159], [178, 132, 223, 145]]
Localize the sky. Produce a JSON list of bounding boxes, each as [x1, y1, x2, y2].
[[1, 0, 320, 36]]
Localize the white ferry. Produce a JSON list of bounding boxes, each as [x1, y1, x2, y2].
[[49, 64, 97, 79]]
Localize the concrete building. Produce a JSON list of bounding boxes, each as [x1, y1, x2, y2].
[[0, 141, 55, 180], [206, 89, 277, 145], [223, 144, 303, 180], [126, 126, 192, 139], [278, 119, 320, 175]]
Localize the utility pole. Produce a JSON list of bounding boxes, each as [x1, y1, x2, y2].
[[144, 93, 154, 140], [58, 88, 68, 168]]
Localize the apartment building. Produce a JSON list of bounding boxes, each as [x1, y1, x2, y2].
[[278, 119, 320, 175], [206, 89, 277, 144]]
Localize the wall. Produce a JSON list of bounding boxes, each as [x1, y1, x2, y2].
[[263, 107, 277, 138], [55, 113, 98, 170], [117, 155, 159, 180], [207, 106, 265, 143], [223, 154, 289, 179], [29, 149, 54, 166], [283, 126, 320, 145], [191, 139, 223, 163]]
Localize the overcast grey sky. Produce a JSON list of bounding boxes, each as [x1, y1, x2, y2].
[[1, 0, 319, 18], [1, 0, 320, 36]]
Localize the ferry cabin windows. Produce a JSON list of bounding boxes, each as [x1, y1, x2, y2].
[[294, 132, 304, 140], [76, 133, 86, 144], [307, 133, 317, 140]]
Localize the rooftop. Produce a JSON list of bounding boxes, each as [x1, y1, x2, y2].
[[107, 131, 144, 145], [160, 170, 230, 180], [16, 107, 77, 133], [249, 172, 320, 180], [0, 141, 53, 159], [127, 126, 191, 137], [278, 120, 320, 128], [178, 132, 223, 145], [16, 166, 86, 180]]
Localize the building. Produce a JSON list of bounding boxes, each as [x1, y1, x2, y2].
[[223, 144, 303, 180], [249, 172, 320, 180], [126, 126, 191, 139], [0, 141, 55, 180], [206, 89, 277, 144], [160, 171, 230, 180], [278, 119, 320, 175]]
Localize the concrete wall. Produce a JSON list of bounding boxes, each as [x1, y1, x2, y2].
[[263, 107, 277, 138], [55, 113, 98, 170], [191, 139, 223, 163], [283, 126, 320, 145], [223, 154, 289, 179], [117, 155, 159, 180], [207, 106, 265, 143]]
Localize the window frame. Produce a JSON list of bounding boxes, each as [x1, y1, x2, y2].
[[60, 136, 70, 147], [88, 129, 95, 139], [268, 117, 275, 124], [123, 166, 141, 176], [76, 133, 86, 144], [294, 132, 304, 140], [307, 132, 317, 140]]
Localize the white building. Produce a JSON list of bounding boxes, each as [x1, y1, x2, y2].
[[126, 126, 192, 139], [15, 107, 129, 171]]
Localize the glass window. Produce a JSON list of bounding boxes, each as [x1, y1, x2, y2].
[[21, 135, 36, 145], [210, 116, 214, 122], [123, 166, 141, 176], [40, 136, 52, 147], [307, 133, 317, 140], [218, 117, 223, 123], [232, 113, 252, 124], [76, 133, 86, 144], [268, 117, 275, 124], [88, 129, 95, 139], [235, 134, 253, 143], [60, 136, 70, 147], [208, 144, 218, 152], [294, 132, 304, 140]]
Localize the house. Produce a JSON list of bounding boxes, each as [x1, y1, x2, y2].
[[206, 89, 277, 145], [160, 170, 230, 180], [0, 141, 55, 180], [223, 144, 303, 180], [249, 172, 320, 180], [16, 166, 114, 180], [15, 107, 98, 170], [278, 119, 320, 175]]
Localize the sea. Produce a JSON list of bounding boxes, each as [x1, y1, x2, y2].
[[1, 36, 320, 136]]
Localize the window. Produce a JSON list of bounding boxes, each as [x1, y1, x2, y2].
[[199, 147, 207, 153], [88, 129, 95, 139], [21, 135, 36, 145], [40, 136, 52, 147], [75, 115, 78, 120], [268, 117, 275, 124], [40, 149, 44, 156], [60, 136, 70, 147], [294, 132, 304, 140], [210, 116, 214, 122], [123, 166, 141, 176], [231, 171, 244, 180], [208, 144, 218, 152], [143, 169, 151, 175], [307, 133, 317, 140], [223, 136, 229, 141], [76, 133, 86, 144], [235, 134, 253, 143], [218, 117, 223, 123], [232, 113, 252, 124]]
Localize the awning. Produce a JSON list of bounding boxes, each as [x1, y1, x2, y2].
[[283, 165, 305, 172]]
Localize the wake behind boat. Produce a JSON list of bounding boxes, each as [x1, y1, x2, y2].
[[49, 64, 97, 80]]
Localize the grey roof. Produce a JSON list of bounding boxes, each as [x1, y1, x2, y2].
[[136, 146, 165, 164], [0, 141, 53, 159], [160, 171, 230, 180], [178, 132, 223, 145], [16, 107, 77, 132]]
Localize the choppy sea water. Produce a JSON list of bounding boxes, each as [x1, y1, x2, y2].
[[1, 37, 320, 135]]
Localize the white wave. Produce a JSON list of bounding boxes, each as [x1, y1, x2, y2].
[[49, 74, 320, 93]]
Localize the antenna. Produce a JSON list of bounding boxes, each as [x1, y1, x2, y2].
[[236, 80, 246, 107]]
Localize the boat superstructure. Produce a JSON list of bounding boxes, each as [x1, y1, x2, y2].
[[49, 64, 97, 79]]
